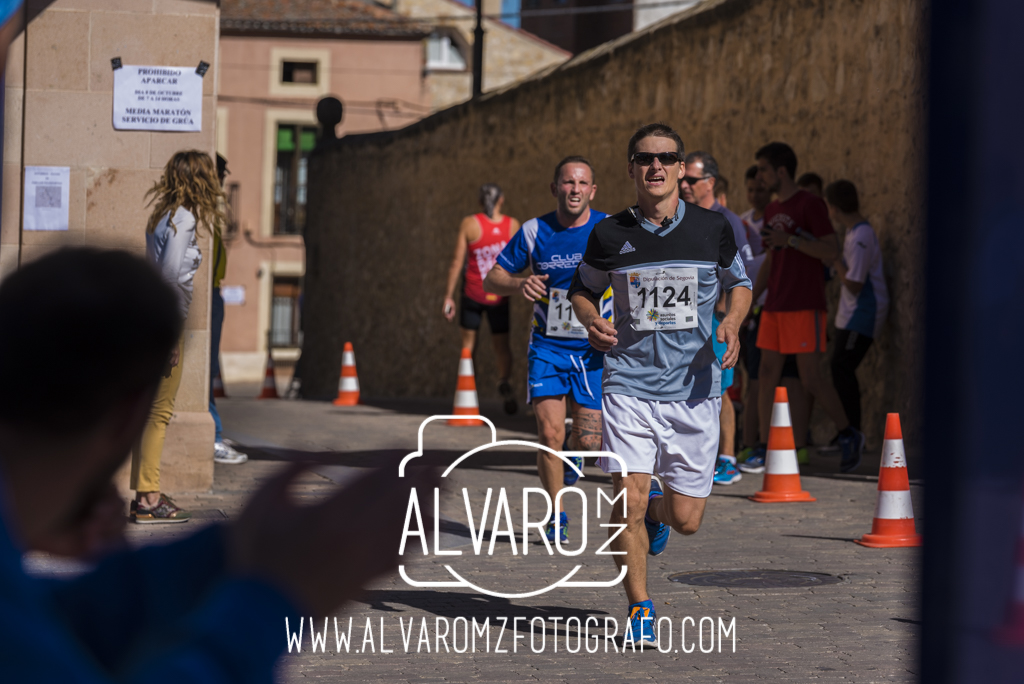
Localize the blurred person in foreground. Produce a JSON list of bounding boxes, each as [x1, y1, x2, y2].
[[0, 247, 428, 681], [130, 150, 222, 523]]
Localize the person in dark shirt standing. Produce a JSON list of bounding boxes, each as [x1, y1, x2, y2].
[[750, 142, 866, 473]]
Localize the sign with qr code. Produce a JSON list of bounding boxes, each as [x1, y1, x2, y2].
[[24, 166, 70, 232], [113, 65, 203, 132]]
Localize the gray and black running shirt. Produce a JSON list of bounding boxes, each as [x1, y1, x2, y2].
[[568, 201, 751, 402]]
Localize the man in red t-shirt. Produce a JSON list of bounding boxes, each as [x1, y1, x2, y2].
[[747, 142, 865, 473]]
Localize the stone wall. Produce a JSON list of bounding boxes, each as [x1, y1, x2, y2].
[[302, 0, 926, 451]]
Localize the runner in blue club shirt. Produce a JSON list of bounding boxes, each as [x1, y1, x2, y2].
[[485, 156, 610, 544]]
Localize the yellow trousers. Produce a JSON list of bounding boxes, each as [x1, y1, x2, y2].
[[130, 339, 184, 492]]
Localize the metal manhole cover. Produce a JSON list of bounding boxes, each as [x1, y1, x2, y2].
[[668, 569, 844, 588]]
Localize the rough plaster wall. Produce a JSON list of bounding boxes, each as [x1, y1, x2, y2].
[[303, 0, 926, 452]]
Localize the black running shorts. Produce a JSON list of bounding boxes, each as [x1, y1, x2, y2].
[[459, 295, 510, 334]]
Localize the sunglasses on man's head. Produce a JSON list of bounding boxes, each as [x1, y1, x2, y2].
[[681, 175, 712, 185], [630, 152, 681, 166]]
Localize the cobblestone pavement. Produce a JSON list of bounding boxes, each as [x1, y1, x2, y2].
[[117, 397, 921, 683]]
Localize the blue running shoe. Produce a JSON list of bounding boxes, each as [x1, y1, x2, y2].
[[545, 511, 569, 543], [563, 455, 584, 486], [738, 446, 766, 473], [838, 427, 865, 473], [645, 477, 671, 556], [713, 457, 743, 486], [625, 600, 658, 648]]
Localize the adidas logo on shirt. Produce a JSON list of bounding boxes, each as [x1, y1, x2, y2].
[[619, 241, 636, 254]]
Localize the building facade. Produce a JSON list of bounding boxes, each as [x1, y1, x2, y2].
[[2, 0, 220, 493], [216, 0, 431, 387], [391, 0, 569, 110]]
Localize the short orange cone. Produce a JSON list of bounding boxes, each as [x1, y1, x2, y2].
[[333, 342, 360, 406], [448, 348, 483, 426], [856, 413, 922, 548], [212, 371, 227, 398], [750, 387, 815, 503], [995, 483, 1024, 644], [257, 350, 279, 399]]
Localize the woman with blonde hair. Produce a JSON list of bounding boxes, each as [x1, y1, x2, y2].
[[130, 150, 225, 523]]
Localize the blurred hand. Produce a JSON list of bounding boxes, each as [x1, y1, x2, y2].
[[169, 346, 180, 368], [518, 274, 549, 301], [32, 481, 127, 560], [587, 316, 618, 352], [227, 462, 438, 615], [442, 297, 456, 322]]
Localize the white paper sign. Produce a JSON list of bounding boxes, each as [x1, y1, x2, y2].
[[113, 65, 203, 132], [221, 285, 246, 305], [24, 166, 70, 232]]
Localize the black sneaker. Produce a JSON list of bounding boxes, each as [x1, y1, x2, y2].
[[498, 381, 517, 415]]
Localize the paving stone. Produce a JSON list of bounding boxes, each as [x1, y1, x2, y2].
[[118, 398, 918, 682]]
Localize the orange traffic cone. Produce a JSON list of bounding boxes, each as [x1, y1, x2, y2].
[[750, 387, 815, 503], [995, 483, 1024, 644], [855, 413, 922, 548], [257, 350, 279, 399], [333, 342, 360, 406], [212, 371, 227, 398], [448, 348, 483, 426]]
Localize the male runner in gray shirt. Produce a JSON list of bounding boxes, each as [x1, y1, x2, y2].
[[570, 123, 751, 647]]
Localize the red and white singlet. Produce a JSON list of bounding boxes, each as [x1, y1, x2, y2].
[[463, 213, 511, 305]]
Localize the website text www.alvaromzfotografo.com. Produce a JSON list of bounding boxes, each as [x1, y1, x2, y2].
[[285, 615, 737, 655]]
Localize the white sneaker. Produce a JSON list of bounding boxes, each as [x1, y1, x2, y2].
[[214, 441, 248, 465]]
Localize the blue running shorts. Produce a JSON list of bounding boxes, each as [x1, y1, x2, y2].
[[711, 316, 734, 391], [527, 345, 603, 411]]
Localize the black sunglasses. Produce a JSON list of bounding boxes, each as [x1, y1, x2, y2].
[[681, 175, 712, 185], [630, 152, 681, 166]]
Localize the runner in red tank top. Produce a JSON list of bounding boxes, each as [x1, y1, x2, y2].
[[463, 213, 511, 305], [443, 184, 522, 413]]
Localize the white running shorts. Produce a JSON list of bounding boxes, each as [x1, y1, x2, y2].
[[598, 393, 722, 498]]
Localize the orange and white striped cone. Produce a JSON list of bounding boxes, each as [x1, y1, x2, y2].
[[856, 413, 922, 548], [212, 371, 227, 399], [333, 342, 360, 406], [750, 386, 815, 503], [995, 483, 1024, 645], [448, 348, 483, 426], [257, 350, 279, 399]]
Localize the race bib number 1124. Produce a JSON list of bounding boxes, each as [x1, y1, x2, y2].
[[627, 267, 699, 331]]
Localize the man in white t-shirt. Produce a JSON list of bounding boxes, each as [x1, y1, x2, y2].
[[825, 180, 889, 432]]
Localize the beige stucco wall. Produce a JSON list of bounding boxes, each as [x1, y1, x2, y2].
[[2, 0, 220, 493], [216, 34, 429, 384], [394, 0, 569, 110], [302, 0, 926, 454]]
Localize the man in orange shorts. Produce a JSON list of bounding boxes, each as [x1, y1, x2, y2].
[[747, 142, 865, 473]]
